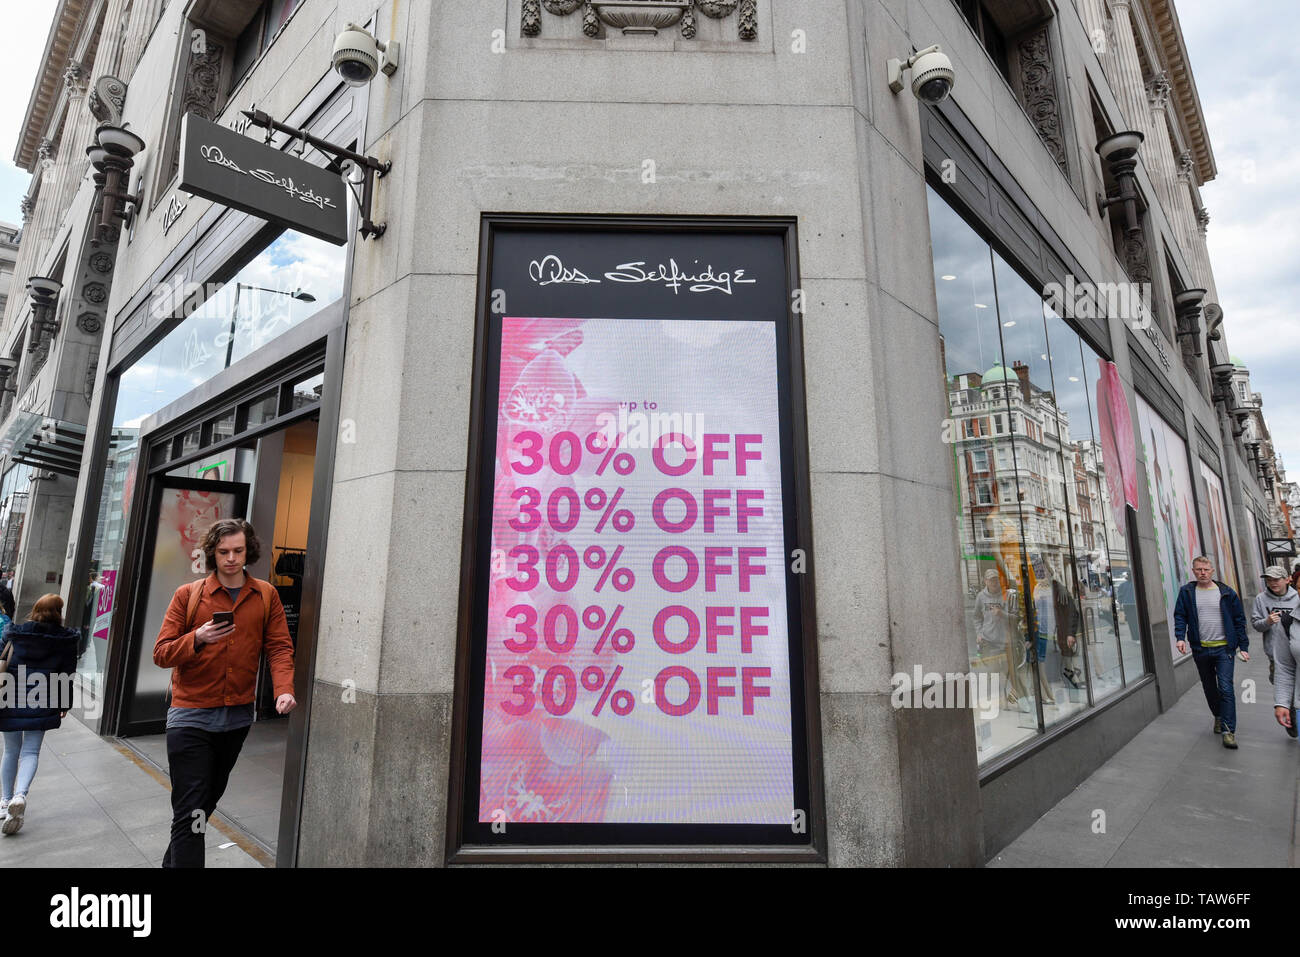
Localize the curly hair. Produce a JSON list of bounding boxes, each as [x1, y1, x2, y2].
[[200, 518, 261, 572]]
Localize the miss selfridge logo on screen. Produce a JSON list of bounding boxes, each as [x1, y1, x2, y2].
[[50, 888, 151, 937], [528, 254, 757, 295]]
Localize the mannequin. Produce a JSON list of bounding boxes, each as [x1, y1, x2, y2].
[[1028, 557, 1058, 705], [1053, 575, 1085, 689]]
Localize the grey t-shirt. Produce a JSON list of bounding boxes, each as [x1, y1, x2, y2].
[[974, 588, 1004, 645], [1196, 586, 1226, 646], [167, 704, 254, 732]]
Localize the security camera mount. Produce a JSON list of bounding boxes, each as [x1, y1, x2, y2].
[[888, 45, 942, 94], [241, 109, 392, 240]]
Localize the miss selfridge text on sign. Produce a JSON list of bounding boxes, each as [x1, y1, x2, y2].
[[178, 113, 347, 245]]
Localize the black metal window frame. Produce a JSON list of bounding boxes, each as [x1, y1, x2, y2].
[[446, 212, 827, 864]]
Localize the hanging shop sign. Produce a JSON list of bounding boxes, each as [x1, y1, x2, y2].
[[1265, 538, 1297, 558], [450, 216, 822, 858], [178, 113, 347, 246]]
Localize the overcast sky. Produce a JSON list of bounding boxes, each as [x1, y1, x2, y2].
[[0, 2, 57, 228], [0, 1, 1293, 476], [1178, 0, 1300, 481]]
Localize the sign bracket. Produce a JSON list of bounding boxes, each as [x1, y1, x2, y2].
[[240, 108, 392, 241]]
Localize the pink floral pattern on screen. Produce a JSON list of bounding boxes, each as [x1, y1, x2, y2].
[[480, 317, 620, 824]]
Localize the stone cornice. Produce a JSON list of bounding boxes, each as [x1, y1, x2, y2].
[[15, 0, 92, 171], [1144, 0, 1216, 184]]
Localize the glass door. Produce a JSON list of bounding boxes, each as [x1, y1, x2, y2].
[[119, 476, 249, 734]]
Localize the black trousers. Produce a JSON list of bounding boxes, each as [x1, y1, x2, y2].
[[162, 725, 250, 868]]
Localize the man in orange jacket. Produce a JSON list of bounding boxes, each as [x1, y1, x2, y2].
[[153, 518, 295, 867]]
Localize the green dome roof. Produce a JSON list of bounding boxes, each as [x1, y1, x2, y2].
[[982, 365, 1018, 385], [1231, 355, 1246, 368]]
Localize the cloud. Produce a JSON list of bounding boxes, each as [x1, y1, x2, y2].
[[1181, 0, 1300, 476], [0, 3, 58, 221]]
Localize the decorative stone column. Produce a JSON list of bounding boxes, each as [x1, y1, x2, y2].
[[1142, 73, 1182, 234], [1104, 0, 1152, 141]]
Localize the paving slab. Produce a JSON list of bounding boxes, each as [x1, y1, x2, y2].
[[992, 652, 1298, 867]]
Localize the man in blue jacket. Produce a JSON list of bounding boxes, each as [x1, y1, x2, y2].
[[1175, 556, 1249, 748]]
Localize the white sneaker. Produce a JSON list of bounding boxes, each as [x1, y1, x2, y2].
[[2, 794, 25, 835]]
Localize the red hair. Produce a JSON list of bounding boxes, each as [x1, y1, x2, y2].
[[29, 593, 64, 625]]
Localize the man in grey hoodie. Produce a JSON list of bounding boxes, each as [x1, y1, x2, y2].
[[1262, 565, 1300, 739]]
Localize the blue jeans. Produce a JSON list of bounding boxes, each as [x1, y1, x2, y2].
[[1194, 647, 1236, 733], [1, 729, 45, 802]]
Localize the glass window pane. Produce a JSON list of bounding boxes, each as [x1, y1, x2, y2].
[[1044, 314, 1126, 699], [928, 186, 1042, 761], [209, 410, 236, 444], [240, 390, 278, 430], [1077, 342, 1148, 686], [288, 370, 324, 411], [992, 254, 1084, 727], [1134, 395, 1201, 662]]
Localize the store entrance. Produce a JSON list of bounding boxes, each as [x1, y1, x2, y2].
[[123, 414, 320, 857]]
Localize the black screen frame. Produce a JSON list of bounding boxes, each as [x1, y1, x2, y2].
[[446, 214, 826, 863]]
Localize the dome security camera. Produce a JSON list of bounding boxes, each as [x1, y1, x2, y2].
[[888, 44, 955, 104], [332, 24, 400, 87]]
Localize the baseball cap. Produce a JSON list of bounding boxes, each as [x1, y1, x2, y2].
[[1263, 565, 1289, 580]]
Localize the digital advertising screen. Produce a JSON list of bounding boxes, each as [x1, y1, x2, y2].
[[455, 220, 817, 852]]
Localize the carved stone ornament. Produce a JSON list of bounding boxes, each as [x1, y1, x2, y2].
[[1197, 206, 1210, 231], [1177, 149, 1194, 182], [63, 60, 87, 95], [89, 251, 114, 274], [697, 0, 738, 15], [38, 138, 56, 170], [737, 0, 756, 39], [525, 0, 756, 40], [169, 39, 225, 180], [19, 196, 34, 222], [1122, 230, 1151, 286], [76, 311, 102, 334], [522, 0, 542, 35], [84, 347, 98, 404], [1145, 71, 1171, 110], [1017, 26, 1067, 174], [591, 1, 690, 36], [88, 75, 128, 126], [82, 281, 107, 304]]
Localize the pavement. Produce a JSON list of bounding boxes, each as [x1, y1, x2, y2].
[[991, 650, 1299, 867], [2, 653, 1295, 868], [0, 714, 267, 868]]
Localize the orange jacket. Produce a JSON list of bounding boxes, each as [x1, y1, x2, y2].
[[152, 573, 295, 708]]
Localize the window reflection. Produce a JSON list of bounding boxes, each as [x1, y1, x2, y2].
[[927, 186, 1151, 763], [82, 227, 342, 711]]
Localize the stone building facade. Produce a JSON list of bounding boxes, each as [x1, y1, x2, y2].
[[0, 0, 1284, 866]]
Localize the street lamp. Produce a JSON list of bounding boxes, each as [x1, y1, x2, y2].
[[89, 124, 145, 241], [1096, 131, 1145, 237], [26, 276, 62, 352], [224, 283, 317, 369], [1173, 288, 1206, 358]]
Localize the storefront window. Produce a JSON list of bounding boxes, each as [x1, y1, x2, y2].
[[1134, 395, 1200, 660], [80, 228, 343, 704], [1198, 462, 1238, 593], [0, 465, 32, 581], [927, 186, 1152, 762]]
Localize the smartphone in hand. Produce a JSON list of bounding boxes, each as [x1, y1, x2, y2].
[[211, 611, 235, 627]]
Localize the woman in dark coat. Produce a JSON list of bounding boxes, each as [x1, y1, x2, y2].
[[1, 593, 79, 836]]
